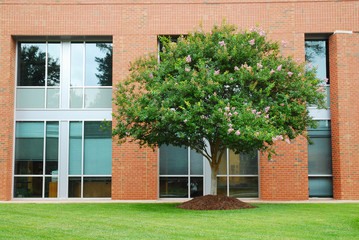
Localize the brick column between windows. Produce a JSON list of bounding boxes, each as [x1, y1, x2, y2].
[[330, 32, 359, 200], [111, 34, 159, 200], [0, 36, 16, 201]]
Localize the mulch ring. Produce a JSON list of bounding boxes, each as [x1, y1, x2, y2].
[[176, 195, 257, 210]]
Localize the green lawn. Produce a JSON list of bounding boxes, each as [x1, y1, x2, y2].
[[0, 203, 358, 239]]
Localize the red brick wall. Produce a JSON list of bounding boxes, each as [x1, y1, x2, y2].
[[0, 0, 358, 200], [330, 32, 359, 200]]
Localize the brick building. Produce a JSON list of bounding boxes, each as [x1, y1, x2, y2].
[[0, 0, 358, 201]]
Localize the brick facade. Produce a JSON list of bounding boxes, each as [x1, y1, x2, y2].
[[0, 0, 358, 200]]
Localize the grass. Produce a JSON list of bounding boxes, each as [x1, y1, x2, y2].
[[0, 203, 358, 239]]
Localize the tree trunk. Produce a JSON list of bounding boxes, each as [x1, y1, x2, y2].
[[210, 165, 218, 195]]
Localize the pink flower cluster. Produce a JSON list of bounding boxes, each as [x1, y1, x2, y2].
[[249, 39, 255, 46], [316, 87, 326, 92], [185, 67, 190, 72], [241, 63, 252, 72], [214, 70, 220, 75], [272, 135, 291, 144], [257, 63, 263, 69], [218, 41, 226, 46], [249, 26, 266, 36], [185, 55, 191, 63]]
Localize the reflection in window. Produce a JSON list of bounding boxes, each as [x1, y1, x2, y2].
[[308, 120, 333, 197], [305, 40, 328, 83], [217, 150, 259, 198], [14, 121, 59, 198], [68, 121, 112, 198], [159, 145, 203, 198], [19, 43, 46, 86]]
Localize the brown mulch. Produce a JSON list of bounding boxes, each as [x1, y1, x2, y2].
[[176, 195, 257, 210]]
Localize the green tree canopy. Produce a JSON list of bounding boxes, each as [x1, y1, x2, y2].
[[113, 24, 326, 195]]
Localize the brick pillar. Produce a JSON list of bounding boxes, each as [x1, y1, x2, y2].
[[111, 34, 159, 200], [260, 137, 308, 200], [330, 32, 359, 200], [0, 36, 16, 201]]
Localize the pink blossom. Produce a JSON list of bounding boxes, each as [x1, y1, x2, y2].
[[265, 114, 269, 119], [324, 78, 329, 83], [280, 103, 285, 106], [218, 41, 226, 46], [257, 63, 263, 69], [265, 106, 270, 113], [234, 111, 238, 116], [316, 87, 324, 92], [228, 113, 233, 117], [277, 65, 282, 71], [298, 73, 302, 77], [228, 124, 233, 128], [257, 111, 261, 115], [214, 70, 220, 75], [231, 107, 235, 111], [277, 135, 283, 140], [269, 158, 274, 162], [235, 130, 241, 136], [225, 106, 230, 111], [185, 55, 191, 63], [234, 66, 240, 71], [219, 108, 222, 112], [285, 139, 291, 144], [185, 67, 190, 72], [270, 69, 275, 74], [255, 132, 259, 136], [149, 73, 153, 79], [184, 119, 187, 123], [288, 71, 293, 77], [224, 112, 228, 116], [174, 82, 178, 85], [272, 137, 277, 141], [249, 39, 255, 45], [259, 30, 266, 37], [228, 128, 234, 133], [252, 109, 256, 114], [230, 77, 233, 80]]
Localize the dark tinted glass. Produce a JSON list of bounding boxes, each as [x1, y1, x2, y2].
[[19, 43, 46, 86]]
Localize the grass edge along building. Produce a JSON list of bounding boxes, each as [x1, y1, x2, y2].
[[0, 0, 358, 201]]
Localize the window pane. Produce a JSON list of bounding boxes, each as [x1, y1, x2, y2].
[[190, 177, 203, 198], [70, 88, 83, 108], [190, 148, 203, 175], [217, 150, 227, 175], [160, 145, 188, 175], [46, 88, 60, 108], [159, 177, 188, 198], [16, 88, 45, 108], [84, 88, 112, 108], [305, 41, 327, 82], [45, 177, 58, 198], [69, 122, 82, 175], [85, 43, 112, 86], [309, 177, 333, 197], [68, 177, 81, 198], [71, 43, 84, 86], [19, 43, 46, 86], [84, 122, 112, 175], [308, 137, 332, 175], [229, 151, 258, 175], [83, 177, 111, 198], [15, 122, 44, 175], [14, 177, 43, 198], [229, 177, 258, 198], [217, 177, 227, 196], [45, 122, 59, 175], [47, 43, 60, 86]]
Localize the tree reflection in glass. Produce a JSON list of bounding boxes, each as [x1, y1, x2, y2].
[[19, 43, 60, 86]]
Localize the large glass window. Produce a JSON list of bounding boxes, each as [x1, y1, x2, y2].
[[217, 150, 259, 198], [70, 42, 113, 108], [16, 41, 112, 109], [17, 42, 60, 108], [305, 40, 330, 108], [159, 145, 203, 198], [308, 120, 333, 197], [68, 121, 112, 198], [14, 121, 59, 198]]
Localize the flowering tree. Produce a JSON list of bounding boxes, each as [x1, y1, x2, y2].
[[113, 24, 326, 195]]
